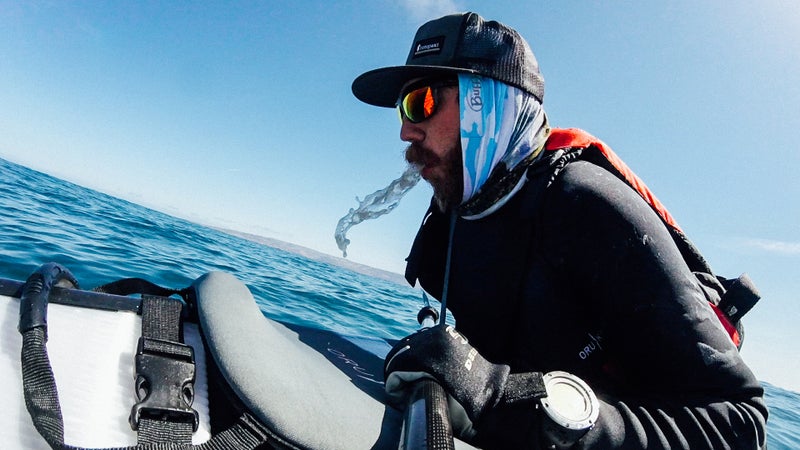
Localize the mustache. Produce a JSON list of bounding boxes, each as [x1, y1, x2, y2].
[[404, 143, 440, 167]]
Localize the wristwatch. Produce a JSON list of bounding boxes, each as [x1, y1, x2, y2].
[[539, 371, 600, 448]]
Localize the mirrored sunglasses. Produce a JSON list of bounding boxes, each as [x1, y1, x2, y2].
[[397, 80, 458, 124]]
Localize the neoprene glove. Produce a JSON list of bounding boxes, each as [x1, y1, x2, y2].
[[384, 325, 547, 445]]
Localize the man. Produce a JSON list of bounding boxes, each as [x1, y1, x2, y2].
[[352, 12, 767, 449]]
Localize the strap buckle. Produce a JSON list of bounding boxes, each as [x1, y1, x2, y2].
[[129, 336, 199, 431]]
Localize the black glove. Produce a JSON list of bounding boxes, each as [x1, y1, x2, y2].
[[384, 325, 547, 444]]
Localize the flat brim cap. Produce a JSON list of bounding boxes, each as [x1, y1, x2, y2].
[[352, 12, 544, 108]]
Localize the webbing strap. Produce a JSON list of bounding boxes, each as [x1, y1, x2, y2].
[[93, 277, 186, 299], [133, 295, 197, 445], [142, 295, 183, 341], [195, 413, 273, 450], [137, 418, 193, 446], [20, 327, 65, 449]]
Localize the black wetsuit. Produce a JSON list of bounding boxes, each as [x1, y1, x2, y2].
[[405, 139, 768, 448]]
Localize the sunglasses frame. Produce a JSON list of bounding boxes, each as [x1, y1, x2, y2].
[[396, 78, 458, 124]]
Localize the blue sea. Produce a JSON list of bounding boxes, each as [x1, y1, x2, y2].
[[1, 157, 797, 449]]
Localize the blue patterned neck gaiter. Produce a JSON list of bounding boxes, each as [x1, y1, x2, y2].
[[458, 73, 549, 219]]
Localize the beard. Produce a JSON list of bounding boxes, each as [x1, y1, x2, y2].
[[405, 141, 463, 213]]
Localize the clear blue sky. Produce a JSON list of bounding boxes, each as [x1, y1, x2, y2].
[[1, 1, 798, 391]]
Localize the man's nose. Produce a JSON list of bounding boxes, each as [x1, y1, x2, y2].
[[400, 118, 424, 143]]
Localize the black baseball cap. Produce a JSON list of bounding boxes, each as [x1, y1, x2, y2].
[[352, 12, 544, 107]]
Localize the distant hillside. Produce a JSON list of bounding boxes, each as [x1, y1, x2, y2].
[[214, 227, 408, 286]]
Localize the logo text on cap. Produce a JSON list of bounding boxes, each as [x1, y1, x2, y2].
[[413, 36, 445, 58]]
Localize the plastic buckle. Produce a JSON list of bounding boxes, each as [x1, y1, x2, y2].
[[129, 337, 199, 431]]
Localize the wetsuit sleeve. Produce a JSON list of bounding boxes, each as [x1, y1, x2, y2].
[[539, 161, 768, 449]]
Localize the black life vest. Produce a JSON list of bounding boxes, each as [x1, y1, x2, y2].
[[537, 128, 759, 349]]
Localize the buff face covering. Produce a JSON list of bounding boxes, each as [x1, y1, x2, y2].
[[457, 73, 548, 219]]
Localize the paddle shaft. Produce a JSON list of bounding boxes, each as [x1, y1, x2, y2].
[[400, 307, 455, 450]]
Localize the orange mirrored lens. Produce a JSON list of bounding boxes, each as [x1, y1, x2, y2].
[[400, 86, 436, 123]]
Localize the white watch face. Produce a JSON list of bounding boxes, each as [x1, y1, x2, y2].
[[541, 371, 599, 430]]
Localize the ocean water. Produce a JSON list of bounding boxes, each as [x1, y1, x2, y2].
[[1, 157, 797, 448]]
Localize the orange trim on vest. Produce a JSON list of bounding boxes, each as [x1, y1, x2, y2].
[[545, 128, 682, 233], [710, 303, 742, 348]]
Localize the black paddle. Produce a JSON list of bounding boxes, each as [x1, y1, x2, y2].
[[398, 305, 455, 450]]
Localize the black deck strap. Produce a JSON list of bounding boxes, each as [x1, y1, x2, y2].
[[17, 263, 79, 449], [20, 327, 65, 449], [93, 278, 197, 322], [132, 296, 198, 443], [141, 295, 184, 342], [93, 278, 185, 299], [195, 413, 274, 450], [131, 295, 199, 445]]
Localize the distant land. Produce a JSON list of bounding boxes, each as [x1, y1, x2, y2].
[[214, 227, 408, 286]]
